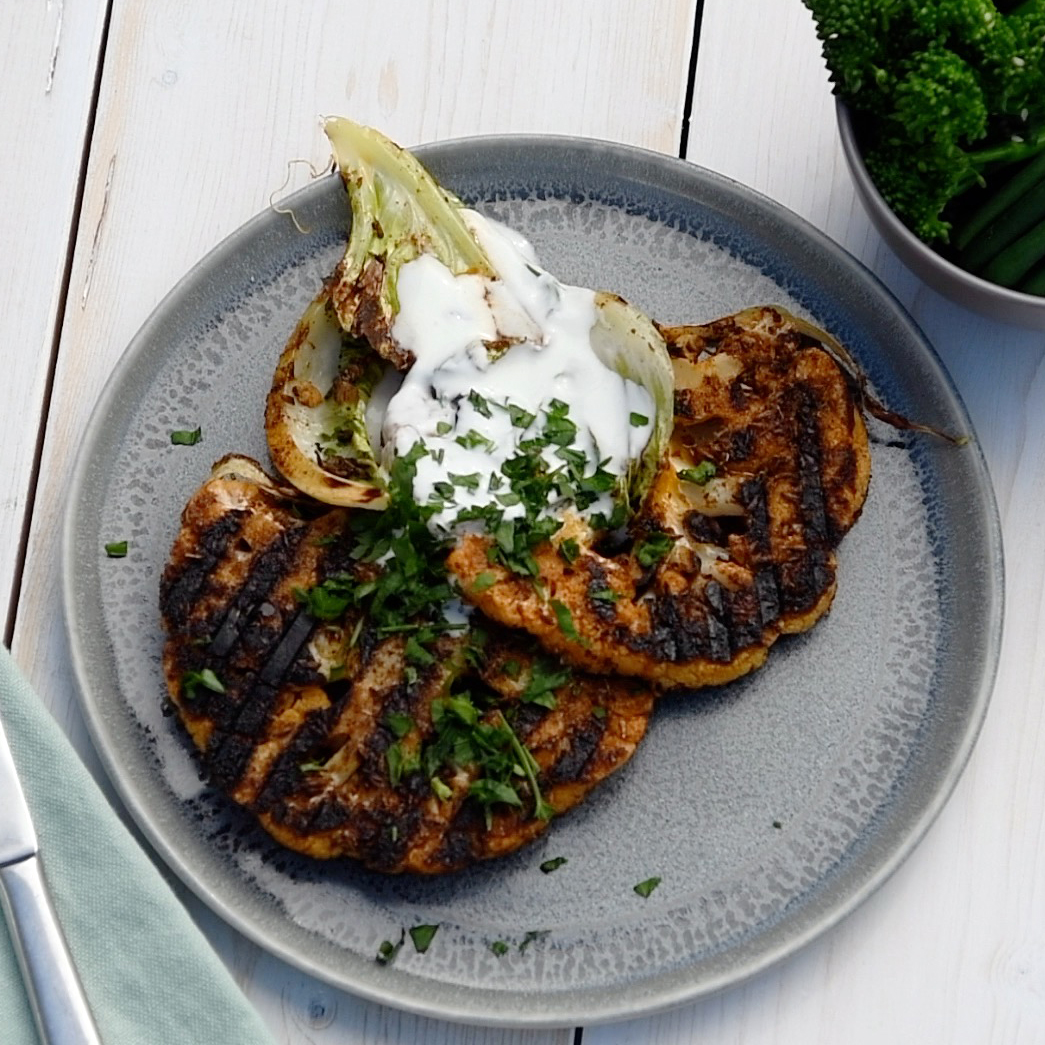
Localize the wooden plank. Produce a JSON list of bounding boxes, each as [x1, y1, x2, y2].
[[9, 1, 698, 1041], [582, 2, 1045, 1044], [0, 0, 109, 636]]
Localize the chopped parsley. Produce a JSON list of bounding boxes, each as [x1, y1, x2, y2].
[[629, 411, 649, 427], [520, 659, 570, 709], [518, 930, 549, 953], [409, 924, 439, 954], [506, 404, 536, 429], [677, 460, 717, 485], [551, 599, 585, 645], [180, 667, 225, 700], [448, 471, 481, 491], [470, 570, 498, 593], [456, 429, 496, 452], [170, 426, 202, 446], [542, 398, 577, 446], [540, 856, 568, 873], [467, 390, 492, 418], [376, 931, 405, 965], [634, 531, 675, 568], [633, 876, 662, 899], [104, 540, 128, 558], [385, 712, 415, 738], [489, 940, 510, 957], [558, 537, 580, 564]]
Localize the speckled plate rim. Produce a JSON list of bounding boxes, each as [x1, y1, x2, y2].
[[62, 134, 1004, 1027]]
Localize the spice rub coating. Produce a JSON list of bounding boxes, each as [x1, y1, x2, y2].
[[448, 307, 871, 691], [160, 462, 653, 874]]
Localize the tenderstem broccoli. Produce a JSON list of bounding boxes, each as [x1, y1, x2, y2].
[[803, 0, 1045, 294]]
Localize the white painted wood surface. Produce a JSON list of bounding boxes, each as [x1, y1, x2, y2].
[[3, 0, 1044, 1041], [3, 1, 696, 1042], [0, 0, 109, 634]]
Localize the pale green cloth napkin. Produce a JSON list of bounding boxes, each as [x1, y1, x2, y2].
[[0, 643, 277, 1045]]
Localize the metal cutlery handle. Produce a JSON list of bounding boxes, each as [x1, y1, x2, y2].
[[0, 856, 101, 1045]]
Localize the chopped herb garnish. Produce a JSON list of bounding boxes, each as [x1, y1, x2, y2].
[[521, 659, 570, 709], [551, 599, 584, 644], [469, 777, 523, 810], [294, 581, 352, 621], [507, 404, 536, 429], [409, 924, 439, 954], [542, 399, 577, 446], [312, 533, 340, 546], [435, 420, 453, 435], [430, 776, 453, 800], [772, 819, 783, 829], [629, 411, 649, 427], [490, 940, 510, 957], [558, 537, 580, 564], [633, 876, 662, 899], [634, 531, 675, 568], [448, 471, 481, 491], [467, 390, 492, 418], [104, 540, 128, 558], [470, 570, 498, 593], [540, 856, 568, 874], [678, 460, 717, 485], [180, 667, 225, 700], [170, 426, 202, 446], [590, 586, 619, 604], [298, 759, 326, 773], [376, 930, 405, 965], [592, 705, 607, 719], [386, 741, 420, 787], [518, 930, 550, 953], [385, 712, 414, 738], [404, 634, 436, 666], [456, 429, 496, 452]]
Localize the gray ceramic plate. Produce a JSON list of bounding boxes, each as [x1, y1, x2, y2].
[[63, 136, 1003, 1027]]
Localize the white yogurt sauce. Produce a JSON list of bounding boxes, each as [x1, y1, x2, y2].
[[383, 210, 654, 533]]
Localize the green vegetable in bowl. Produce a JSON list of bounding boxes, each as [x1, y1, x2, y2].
[[804, 0, 1045, 289]]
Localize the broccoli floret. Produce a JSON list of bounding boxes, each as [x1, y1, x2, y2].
[[804, 0, 1045, 243]]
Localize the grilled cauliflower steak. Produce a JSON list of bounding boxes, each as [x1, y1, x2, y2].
[[160, 461, 653, 874], [447, 306, 871, 691]]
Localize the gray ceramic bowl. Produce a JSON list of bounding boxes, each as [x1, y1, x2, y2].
[[837, 101, 1045, 329]]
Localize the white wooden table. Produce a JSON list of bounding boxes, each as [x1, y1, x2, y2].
[[4, 2, 1044, 1042]]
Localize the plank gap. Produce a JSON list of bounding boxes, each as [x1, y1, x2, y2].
[[677, 0, 706, 157], [4, 0, 116, 646]]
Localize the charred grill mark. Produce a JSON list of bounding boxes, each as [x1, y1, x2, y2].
[[159, 512, 247, 627], [684, 510, 726, 545], [753, 566, 781, 626], [259, 610, 317, 685], [722, 582, 764, 650], [207, 730, 260, 793], [207, 527, 309, 658], [584, 560, 618, 622], [729, 427, 754, 461], [702, 580, 733, 661], [740, 479, 771, 554], [253, 702, 339, 810], [434, 800, 486, 871], [546, 716, 606, 785], [791, 383, 830, 547]]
